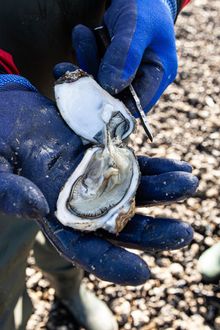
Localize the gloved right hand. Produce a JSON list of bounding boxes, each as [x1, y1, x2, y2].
[[0, 68, 198, 285], [73, 0, 179, 116]]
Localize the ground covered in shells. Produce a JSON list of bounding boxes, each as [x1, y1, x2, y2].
[[26, 1, 220, 329]]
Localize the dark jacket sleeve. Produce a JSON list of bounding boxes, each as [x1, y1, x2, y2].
[[0, 67, 6, 74]]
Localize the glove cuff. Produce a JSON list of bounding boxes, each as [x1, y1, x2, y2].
[[0, 74, 37, 92], [163, 0, 177, 20]]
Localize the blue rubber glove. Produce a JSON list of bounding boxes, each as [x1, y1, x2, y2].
[[0, 66, 198, 285], [72, 0, 178, 116]]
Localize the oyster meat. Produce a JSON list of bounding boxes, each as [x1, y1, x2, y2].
[[55, 70, 140, 234]]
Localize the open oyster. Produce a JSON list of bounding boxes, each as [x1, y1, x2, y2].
[[55, 70, 140, 234]]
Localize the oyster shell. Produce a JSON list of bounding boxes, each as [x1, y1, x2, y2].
[[55, 70, 140, 234], [55, 70, 135, 144]]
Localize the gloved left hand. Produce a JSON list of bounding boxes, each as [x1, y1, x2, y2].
[[0, 65, 198, 285], [73, 0, 178, 116]]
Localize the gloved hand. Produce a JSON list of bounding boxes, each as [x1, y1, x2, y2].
[[72, 0, 178, 116], [0, 67, 198, 285]]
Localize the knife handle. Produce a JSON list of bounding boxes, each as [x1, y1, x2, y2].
[[94, 25, 111, 57]]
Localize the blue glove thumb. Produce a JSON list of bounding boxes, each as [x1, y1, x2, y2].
[[0, 172, 49, 219], [0, 75, 49, 219], [72, 24, 100, 78]]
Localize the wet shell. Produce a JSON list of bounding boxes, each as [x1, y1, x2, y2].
[[55, 70, 135, 144], [55, 69, 140, 233], [56, 144, 140, 234]]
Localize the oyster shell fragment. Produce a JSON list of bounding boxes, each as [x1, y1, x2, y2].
[[55, 70, 140, 234]]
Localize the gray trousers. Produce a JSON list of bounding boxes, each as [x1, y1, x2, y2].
[[0, 215, 80, 330]]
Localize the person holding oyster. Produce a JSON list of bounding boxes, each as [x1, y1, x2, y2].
[[0, 0, 195, 329]]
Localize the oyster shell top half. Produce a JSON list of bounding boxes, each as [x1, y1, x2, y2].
[[55, 70, 140, 234]]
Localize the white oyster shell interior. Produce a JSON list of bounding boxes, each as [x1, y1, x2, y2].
[[55, 72, 135, 144], [56, 143, 139, 233]]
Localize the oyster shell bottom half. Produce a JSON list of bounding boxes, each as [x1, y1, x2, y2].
[[55, 70, 140, 234]]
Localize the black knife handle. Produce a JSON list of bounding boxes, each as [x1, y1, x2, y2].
[[94, 25, 111, 57]]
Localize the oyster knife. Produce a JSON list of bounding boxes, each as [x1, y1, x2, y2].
[[94, 25, 153, 142]]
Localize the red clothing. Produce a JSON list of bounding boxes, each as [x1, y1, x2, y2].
[[0, 49, 19, 74], [181, 0, 191, 9]]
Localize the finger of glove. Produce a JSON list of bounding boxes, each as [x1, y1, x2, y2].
[[72, 25, 100, 77], [103, 214, 193, 252], [98, 1, 152, 94], [0, 173, 49, 218], [37, 216, 150, 285], [53, 63, 79, 80], [123, 48, 178, 115], [136, 171, 199, 206], [138, 156, 193, 175], [133, 7, 177, 114]]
